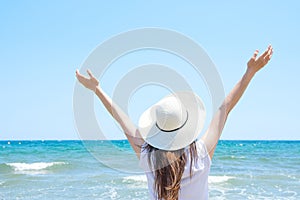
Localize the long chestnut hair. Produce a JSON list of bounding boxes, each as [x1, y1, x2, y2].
[[143, 141, 198, 200]]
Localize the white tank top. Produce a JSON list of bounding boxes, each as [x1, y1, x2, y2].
[[139, 140, 211, 200]]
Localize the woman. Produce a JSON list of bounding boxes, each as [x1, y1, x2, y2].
[[76, 45, 273, 200]]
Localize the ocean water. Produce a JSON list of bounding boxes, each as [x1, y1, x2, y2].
[[0, 140, 299, 200]]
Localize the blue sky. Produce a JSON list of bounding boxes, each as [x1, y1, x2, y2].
[[0, 1, 299, 140]]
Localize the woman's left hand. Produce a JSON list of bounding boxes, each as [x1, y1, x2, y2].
[[75, 69, 99, 92]]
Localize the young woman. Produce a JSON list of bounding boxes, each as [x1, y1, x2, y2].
[[76, 45, 273, 200]]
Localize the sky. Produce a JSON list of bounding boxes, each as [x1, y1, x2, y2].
[[0, 0, 299, 140]]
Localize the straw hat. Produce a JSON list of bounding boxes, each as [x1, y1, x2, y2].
[[138, 91, 206, 151]]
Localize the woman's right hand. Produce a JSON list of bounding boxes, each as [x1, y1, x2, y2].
[[247, 45, 273, 74], [75, 69, 99, 92]]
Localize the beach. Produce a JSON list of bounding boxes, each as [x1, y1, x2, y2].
[[0, 140, 299, 199]]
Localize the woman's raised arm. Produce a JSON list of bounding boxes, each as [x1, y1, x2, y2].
[[76, 69, 145, 159], [201, 45, 273, 159]]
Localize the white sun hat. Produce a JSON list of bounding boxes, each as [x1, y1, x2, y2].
[[138, 91, 206, 151]]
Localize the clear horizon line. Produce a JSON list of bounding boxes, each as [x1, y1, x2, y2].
[[0, 139, 299, 141]]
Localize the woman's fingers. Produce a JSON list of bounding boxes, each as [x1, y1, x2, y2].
[[252, 50, 259, 60], [75, 69, 88, 83], [269, 48, 273, 59], [260, 48, 270, 59], [264, 46, 273, 61], [247, 45, 273, 72], [256, 45, 272, 64], [87, 69, 95, 79], [75, 69, 80, 77], [76, 69, 93, 80], [76, 69, 85, 78], [263, 45, 272, 57]]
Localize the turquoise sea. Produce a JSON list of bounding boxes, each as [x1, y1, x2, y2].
[[0, 140, 299, 199]]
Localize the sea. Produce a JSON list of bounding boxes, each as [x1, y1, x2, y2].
[[0, 140, 299, 200]]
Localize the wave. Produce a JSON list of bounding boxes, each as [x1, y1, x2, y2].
[[5, 162, 67, 172], [123, 175, 147, 183], [122, 175, 234, 184], [208, 175, 234, 184]]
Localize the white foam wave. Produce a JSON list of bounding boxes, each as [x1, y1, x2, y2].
[[6, 162, 67, 171], [123, 175, 147, 183], [123, 175, 234, 184], [208, 175, 234, 184]]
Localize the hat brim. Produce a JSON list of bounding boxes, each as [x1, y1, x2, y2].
[[138, 91, 206, 151]]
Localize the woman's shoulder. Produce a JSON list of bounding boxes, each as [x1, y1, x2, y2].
[[195, 139, 212, 164]]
